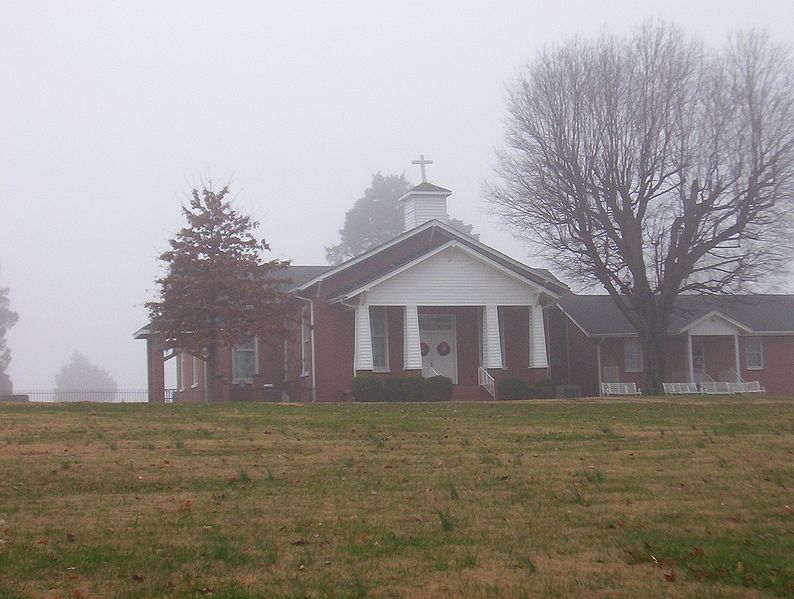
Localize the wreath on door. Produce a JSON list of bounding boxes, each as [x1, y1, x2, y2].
[[437, 341, 451, 356], [420, 342, 430, 357]]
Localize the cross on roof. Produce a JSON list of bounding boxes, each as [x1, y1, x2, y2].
[[412, 154, 434, 183]]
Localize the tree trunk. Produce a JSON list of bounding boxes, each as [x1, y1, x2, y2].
[[640, 326, 667, 395]]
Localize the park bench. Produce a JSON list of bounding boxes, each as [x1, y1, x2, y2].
[[600, 382, 641, 396], [728, 381, 766, 395], [699, 381, 733, 395], [662, 382, 700, 395]]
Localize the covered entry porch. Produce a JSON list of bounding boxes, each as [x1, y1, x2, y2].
[[350, 303, 550, 399], [330, 240, 559, 400], [671, 311, 757, 384]]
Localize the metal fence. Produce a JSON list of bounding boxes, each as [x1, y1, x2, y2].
[[6, 389, 150, 403]]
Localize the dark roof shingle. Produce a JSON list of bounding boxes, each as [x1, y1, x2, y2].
[[558, 293, 794, 336]]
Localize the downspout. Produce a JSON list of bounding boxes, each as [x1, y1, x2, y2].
[[565, 317, 572, 384], [340, 297, 359, 377], [294, 293, 317, 403]]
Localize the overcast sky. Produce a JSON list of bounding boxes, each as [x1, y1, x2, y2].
[[1, 0, 793, 389]]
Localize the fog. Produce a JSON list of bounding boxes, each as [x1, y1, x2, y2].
[[1, 0, 792, 388]]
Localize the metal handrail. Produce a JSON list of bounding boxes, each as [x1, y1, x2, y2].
[[478, 366, 496, 399], [423, 366, 441, 378]]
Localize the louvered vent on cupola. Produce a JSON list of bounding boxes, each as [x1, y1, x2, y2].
[[398, 182, 452, 232]]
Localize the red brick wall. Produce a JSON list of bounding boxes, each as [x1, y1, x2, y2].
[[311, 301, 355, 402], [558, 319, 600, 396], [739, 336, 794, 396]]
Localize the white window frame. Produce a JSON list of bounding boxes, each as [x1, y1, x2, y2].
[[177, 353, 185, 391], [369, 306, 389, 372], [301, 307, 310, 377], [192, 355, 200, 388], [232, 337, 258, 384], [624, 338, 644, 373], [745, 337, 764, 370]]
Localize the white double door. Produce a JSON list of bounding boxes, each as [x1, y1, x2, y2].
[[419, 315, 457, 383]]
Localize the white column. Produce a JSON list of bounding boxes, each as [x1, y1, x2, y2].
[[686, 332, 694, 383], [529, 304, 549, 368], [403, 304, 422, 370], [484, 304, 503, 369], [355, 304, 373, 371], [734, 335, 741, 382]]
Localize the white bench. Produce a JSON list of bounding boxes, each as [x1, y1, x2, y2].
[[699, 381, 733, 395], [728, 381, 766, 395], [601, 382, 641, 396], [662, 382, 700, 395]]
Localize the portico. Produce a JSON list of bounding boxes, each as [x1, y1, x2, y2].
[[337, 240, 554, 396]]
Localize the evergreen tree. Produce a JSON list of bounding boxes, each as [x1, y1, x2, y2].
[[326, 173, 476, 265], [0, 284, 18, 395], [147, 186, 290, 402], [55, 351, 117, 401]]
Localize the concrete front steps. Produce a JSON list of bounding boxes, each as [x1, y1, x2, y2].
[[452, 384, 494, 402]]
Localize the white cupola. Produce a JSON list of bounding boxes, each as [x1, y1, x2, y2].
[[400, 154, 452, 231], [398, 183, 452, 231]]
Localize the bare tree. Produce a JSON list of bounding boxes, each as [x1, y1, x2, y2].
[[488, 23, 794, 392]]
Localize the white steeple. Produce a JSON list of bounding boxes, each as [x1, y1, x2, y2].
[[399, 154, 452, 231], [398, 182, 452, 231]]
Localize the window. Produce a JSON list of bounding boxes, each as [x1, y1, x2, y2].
[[370, 306, 389, 371], [232, 338, 257, 383], [745, 337, 763, 370], [192, 355, 200, 387], [301, 308, 310, 376], [624, 338, 643, 372]]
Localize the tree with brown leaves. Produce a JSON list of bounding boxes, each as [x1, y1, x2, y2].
[[147, 186, 290, 402], [488, 23, 794, 393]]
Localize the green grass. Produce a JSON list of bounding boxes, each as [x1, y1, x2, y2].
[[0, 397, 792, 597]]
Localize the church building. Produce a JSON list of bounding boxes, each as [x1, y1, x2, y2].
[[135, 162, 794, 401]]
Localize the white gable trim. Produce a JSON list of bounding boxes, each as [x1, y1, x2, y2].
[[675, 310, 752, 335], [295, 219, 562, 294], [330, 241, 552, 304]]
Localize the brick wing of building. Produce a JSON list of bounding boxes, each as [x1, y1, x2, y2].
[[135, 181, 794, 401]]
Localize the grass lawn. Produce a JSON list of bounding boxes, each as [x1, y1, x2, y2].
[[0, 398, 792, 598]]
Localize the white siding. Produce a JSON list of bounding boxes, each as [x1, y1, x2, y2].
[[529, 305, 549, 368], [484, 304, 504, 369], [689, 315, 741, 336], [403, 196, 448, 230], [366, 246, 539, 306], [403, 304, 422, 369], [403, 201, 417, 231], [354, 304, 373, 370]]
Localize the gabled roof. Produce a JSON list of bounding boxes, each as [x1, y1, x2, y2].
[[295, 219, 568, 296], [133, 265, 333, 339], [329, 240, 557, 303], [280, 265, 333, 290], [557, 293, 794, 337]]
